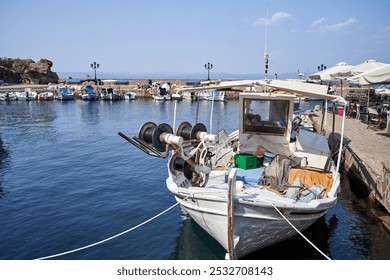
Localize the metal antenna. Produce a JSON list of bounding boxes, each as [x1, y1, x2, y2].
[[264, 6, 269, 80]]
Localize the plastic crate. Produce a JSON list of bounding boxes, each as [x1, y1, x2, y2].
[[234, 154, 257, 170]]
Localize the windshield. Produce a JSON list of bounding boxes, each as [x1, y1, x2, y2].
[[243, 98, 290, 136]]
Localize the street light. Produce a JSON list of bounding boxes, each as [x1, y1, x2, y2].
[[91, 61, 100, 84], [317, 64, 327, 71], [204, 62, 213, 81]]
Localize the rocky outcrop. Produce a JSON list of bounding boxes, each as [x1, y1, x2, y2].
[[0, 58, 59, 84]]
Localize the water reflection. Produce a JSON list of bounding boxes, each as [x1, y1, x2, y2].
[[0, 135, 8, 198], [80, 101, 100, 125], [170, 218, 226, 260], [1, 101, 56, 127], [334, 175, 390, 260]]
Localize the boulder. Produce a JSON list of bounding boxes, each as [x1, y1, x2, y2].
[[0, 58, 59, 84]]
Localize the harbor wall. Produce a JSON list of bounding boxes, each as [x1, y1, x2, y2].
[[310, 110, 390, 232], [0, 79, 240, 100]]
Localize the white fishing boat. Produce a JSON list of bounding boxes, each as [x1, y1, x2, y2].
[[153, 94, 165, 101], [171, 92, 182, 101], [203, 90, 226, 102], [57, 86, 75, 100], [25, 88, 38, 100], [15, 91, 27, 101], [100, 86, 121, 101], [182, 91, 202, 101], [119, 79, 347, 259], [15, 88, 38, 101], [38, 91, 55, 100], [81, 85, 99, 100], [152, 82, 171, 101], [0, 92, 17, 101]]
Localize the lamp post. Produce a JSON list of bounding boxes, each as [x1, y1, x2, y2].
[[204, 62, 213, 81], [317, 64, 327, 71], [90, 61, 100, 84]]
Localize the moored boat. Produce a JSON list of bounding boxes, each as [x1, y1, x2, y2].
[[203, 90, 226, 102], [100, 86, 121, 101], [57, 86, 75, 100], [124, 92, 137, 100], [38, 91, 55, 100], [81, 85, 99, 100], [26, 88, 38, 100], [15, 91, 27, 101], [0, 92, 17, 101], [119, 79, 347, 259]]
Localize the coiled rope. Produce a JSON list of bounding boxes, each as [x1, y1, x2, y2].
[[35, 196, 188, 260]]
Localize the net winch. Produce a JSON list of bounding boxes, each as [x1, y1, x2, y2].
[[118, 121, 215, 187]]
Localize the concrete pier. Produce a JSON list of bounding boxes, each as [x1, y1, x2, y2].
[[309, 109, 390, 231]]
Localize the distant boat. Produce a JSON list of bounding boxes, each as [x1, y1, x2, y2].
[[26, 88, 38, 101], [81, 85, 99, 100], [100, 86, 121, 101], [153, 94, 165, 101], [124, 92, 137, 100], [57, 86, 75, 100], [171, 92, 182, 101], [152, 82, 171, 101], [15, 91, 27, 101], [38, 91, 55, 100], [203, 90, 226, 102], [375, 87, 390, 95], [0, 92, 17, 101], [182, 91, 201, 101]]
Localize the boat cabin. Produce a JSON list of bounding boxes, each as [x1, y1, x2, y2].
[[238, 91, 331, 170], [239, 92, 296, 157]]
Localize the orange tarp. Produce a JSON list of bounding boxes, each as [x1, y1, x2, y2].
[[287, 168, 333, 192]]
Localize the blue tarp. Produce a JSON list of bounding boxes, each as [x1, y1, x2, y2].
[[66, 79, 81, 84], [84, 85, 95, 94], [115, 80, 128, 84], [59, 87, 69, 95], [186, 80, 200, 85]]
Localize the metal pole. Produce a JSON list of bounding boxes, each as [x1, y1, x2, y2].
[[204, 62, 213, 81], [91, 61, 100, 85]]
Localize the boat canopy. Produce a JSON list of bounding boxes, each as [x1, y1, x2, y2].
[[83, 85, 95, 94], [59, 87, 69, 95], [176, 79, 347, 104]]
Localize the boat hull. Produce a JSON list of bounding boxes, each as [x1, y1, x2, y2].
[[173, 190, 327, 259]]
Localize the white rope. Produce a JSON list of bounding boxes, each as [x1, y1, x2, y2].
[[260, 198, 331, 260], [35, 197, 188, 260]]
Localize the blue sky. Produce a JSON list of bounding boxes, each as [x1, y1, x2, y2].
[[1, 0, 389, 77]]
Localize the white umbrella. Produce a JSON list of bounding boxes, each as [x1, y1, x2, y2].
[[347, 64, 390, 85], [309, 62, 354, 80], [346, 60, 386, 77], [347, 63, 390, 114]]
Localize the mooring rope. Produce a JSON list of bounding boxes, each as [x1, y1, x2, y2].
[[35, 196, 188, 260], [259, 197, 331, 260], [35, 192, 330, 260]]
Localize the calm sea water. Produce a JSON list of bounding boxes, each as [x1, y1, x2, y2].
[[0, 99, 389, 260]]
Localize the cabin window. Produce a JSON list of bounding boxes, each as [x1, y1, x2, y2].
[[243, 98, 289, 135]]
